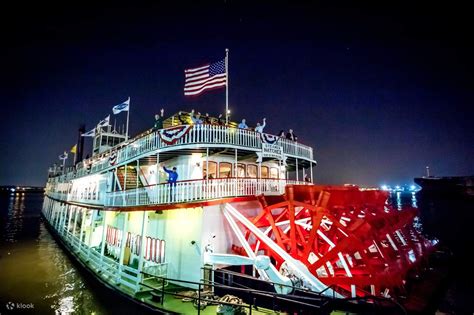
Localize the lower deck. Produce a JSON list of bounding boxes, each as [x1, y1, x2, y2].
[[42, 211, 287, 314], [42, 195, 338, 314]]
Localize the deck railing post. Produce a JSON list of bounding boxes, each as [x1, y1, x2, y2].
[[136, 159, 140, 205], [117, 212, 129, 284], [136, 210, 147, 291], [99, 211, 108, 273], [197, 282, 201, 315], [72, 207, 79, 241], [87, 209, 97, 260], [161, 276, 165, 305], [78, 208, 87, 252]]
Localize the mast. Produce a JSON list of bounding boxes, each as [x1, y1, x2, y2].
[[125, 96, 130, 141], [225, 48, 229, 125]]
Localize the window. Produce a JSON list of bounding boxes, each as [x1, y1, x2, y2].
[[270, 167, 279, 179], [261, 166, 269, 178], [237, 164, 246, 178], [219, 162, 233, 178], [247, 164, 257, 178], [203, 161, 217, 179]]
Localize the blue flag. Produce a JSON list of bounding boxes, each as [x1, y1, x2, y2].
[[112, 97, 130, 114]]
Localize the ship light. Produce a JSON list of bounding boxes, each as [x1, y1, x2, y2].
[[381, 185, 388, 191], [410, 185, 416, 191]]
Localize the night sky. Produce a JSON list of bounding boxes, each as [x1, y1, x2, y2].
[[1, 2, 473, 187]]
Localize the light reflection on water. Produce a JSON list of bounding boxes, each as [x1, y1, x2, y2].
[[0, 193, 144, 314]]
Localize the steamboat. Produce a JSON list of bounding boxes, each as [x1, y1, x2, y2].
[[42, 112, 437, 314]]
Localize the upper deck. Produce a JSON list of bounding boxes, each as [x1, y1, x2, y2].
[[51, 124, 315, 183], [46, 124, 316, 209]]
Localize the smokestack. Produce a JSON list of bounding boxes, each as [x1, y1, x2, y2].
[[76, 124, 85, 165]]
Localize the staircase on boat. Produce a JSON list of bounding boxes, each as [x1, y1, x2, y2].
[[117, 166, 146, 190]]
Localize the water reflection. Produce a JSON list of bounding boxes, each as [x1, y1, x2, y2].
[[411, 192, 417, 208], [0, 193, 146, 314], [4, 193, 26, 242], [396, 191, 402, 210]]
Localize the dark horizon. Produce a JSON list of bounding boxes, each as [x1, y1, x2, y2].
[[1, 2, 473, 187]]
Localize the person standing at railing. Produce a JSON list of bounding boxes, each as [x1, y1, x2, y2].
[[286, 129, 298, 141], [163, 165, 178, 202], [195, 112, 203, 124], [153, 108, 165, 131], [217, 113, 225, 126], [238, 118, 248, 129], [254, 118, 266, 133], [177, 111, 187, 125], [190, 109, 203, 125], [203, 113, 212, 124]]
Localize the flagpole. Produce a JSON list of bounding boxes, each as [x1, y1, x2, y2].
[[60, 152, 68, 174], [225, 48, 229, 125], [125, 96, 130, 141]]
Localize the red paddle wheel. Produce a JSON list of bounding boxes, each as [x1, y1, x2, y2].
[[232, 185, 436, 298]]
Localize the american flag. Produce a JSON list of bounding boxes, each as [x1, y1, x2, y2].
[[184, 59, 227, 96]]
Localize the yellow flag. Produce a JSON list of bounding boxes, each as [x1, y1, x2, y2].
[[70, 144, 77, 154]]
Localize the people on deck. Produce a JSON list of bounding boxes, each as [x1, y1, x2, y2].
[[203, 173, 214, 180], [286, 129, 298, 141], [217, 114, 225, 126], [204, 113, 212, 124], [153, 108, 165, 131], [238, 119, 248, 129], [190, 110, 203, 125], [195, 112, 203, 124], [254, 118, 266, 133], [163, 165, 178, 202], [278, 130, 286, 138], [177, 111, 187, 125], [163, 165, 178, 184]]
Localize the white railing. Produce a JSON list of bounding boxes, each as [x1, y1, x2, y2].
[[55, 221, 141, 292], [106, 178, 307, 207], [47, 191, 68, 201], [67, 191, 103, 205], [51, 125, 313, 183], [45, 190, 103, 205]]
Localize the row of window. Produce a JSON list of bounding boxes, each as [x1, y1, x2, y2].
[[203, 162, 279, 179]]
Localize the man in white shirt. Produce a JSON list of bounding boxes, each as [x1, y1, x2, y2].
[[255, 118, 266, 133]]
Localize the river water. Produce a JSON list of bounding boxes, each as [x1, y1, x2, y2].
[[0, 191, 472, 314], [0, 192, 147, 314]]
